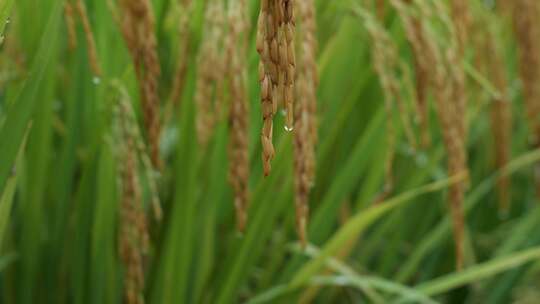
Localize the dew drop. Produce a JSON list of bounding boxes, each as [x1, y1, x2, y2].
[[92, 77, 101, 85], [284, 125, 294, 132]]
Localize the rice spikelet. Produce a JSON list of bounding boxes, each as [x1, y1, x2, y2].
[[226, 0, 251, 232], [294, 0, 318, 246], [117, 0, 162, 168]]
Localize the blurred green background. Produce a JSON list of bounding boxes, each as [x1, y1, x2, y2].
[[1, 0, 540, 303]]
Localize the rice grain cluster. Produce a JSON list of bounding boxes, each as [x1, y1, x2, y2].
[[257, 0, 296, 176], [117, 0, 162, 168]]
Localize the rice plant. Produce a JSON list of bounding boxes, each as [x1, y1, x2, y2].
[[2, 0, 540, 303]]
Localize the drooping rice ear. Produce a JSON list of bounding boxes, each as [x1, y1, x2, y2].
[[75, 0, 102, 76], [395, 0, 431, 147], [64, 2, 77, 51], [194, 0, 227, 149], [112, 87, 150, 304], [258, 0, 277, 176], [169, 0, 194, 110], [226, 0, 251, 232], [512, 0, 540, 196], [258, 0, 297, 177], [116, 0, 162, 169], [478, 19, 512, 216], [294, 0, 318, 246], [449, 0, 470, 142]]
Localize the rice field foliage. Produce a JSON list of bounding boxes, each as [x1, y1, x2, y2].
[[1, 0, 540, 303]]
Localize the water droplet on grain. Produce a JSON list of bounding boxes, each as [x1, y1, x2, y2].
[[284, 125, 293, 132], [92, 77, 101, 85]]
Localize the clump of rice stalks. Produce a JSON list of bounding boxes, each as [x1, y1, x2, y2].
[[63, 2, 77, 51], [226, 0, 250, 232], [257, 0, 296, 176], [354, 4, 417, 197], [294, 0, 318, 246], [512, 0, 540, 194], [117, 0, 162, 168], [194, 0, 226, 149], [391, 0, 468, 269], [112, 89, 150, 304]]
